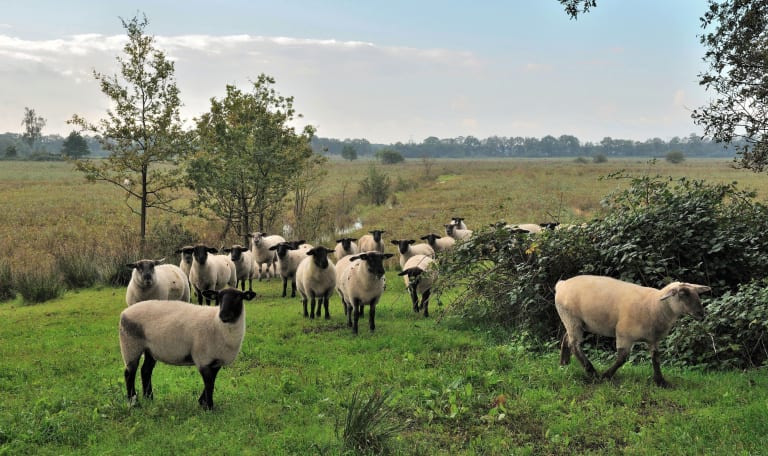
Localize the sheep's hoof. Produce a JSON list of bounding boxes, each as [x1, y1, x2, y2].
[[654, 378, 671, 388], [324, 314, 331, 320]]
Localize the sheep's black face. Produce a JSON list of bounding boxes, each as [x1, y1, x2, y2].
[[338, 238, 354, 250], [192, 245, 211, 264], [371, 230, 384, 242], [310, 247, 331, 269], [132, 260, 157, 287], [392, 240, 413, 255], [217, 288, 256, 322], [363, 252, 392, 278], [230, 247, 245, 262]]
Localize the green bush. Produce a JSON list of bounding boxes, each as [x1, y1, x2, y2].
[[358, 165, 391, 206], [55, 246, 100, 289], [0, 261, 15, 302], [14, 267, 64, 304], [438, 171, 768, 369]]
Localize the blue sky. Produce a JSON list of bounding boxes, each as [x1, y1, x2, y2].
[[0, 1, 710, 144]]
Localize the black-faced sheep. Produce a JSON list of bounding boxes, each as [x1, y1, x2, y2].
[[358, 229, 386, 254], [189, 244, 238, 305], [125, 259, 190, 306], [250, 232, 286, 280], [444, 223, 473, 241], [175, 245, 194, 277], [419, 233, 456, 254], [296, 246, 336, 319], [450, 217, 467, 230], [390, 239, 435, 269], [223, 244, 255, 292], [119, 288, 256, 410], [269, 241, 307, 298], [334, 237, 359, 261], [338, 251, 394, 334], [555, 275, 711, 387], [397, 254, 436, 317]]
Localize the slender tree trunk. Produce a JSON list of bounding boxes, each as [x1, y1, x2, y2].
[[140, 166, 148, 254]]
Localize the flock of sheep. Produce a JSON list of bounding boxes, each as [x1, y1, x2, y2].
[[117, 216, 712, 409]]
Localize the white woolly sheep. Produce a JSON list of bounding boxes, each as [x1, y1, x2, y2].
[[444, 223, 473, 241], [250, 232, 286, 280], [119, 288, 256, 410], [390, 239, 435, 268], [269, 241, 308, 298], [397, 254, 436, 317], [555, 275, 711, 387], [296, 246, 336, 319], [125, 259, 190, 306], [449, 217, 468, 230], [338, 251, 394, 334], [175, 245, 194, 278], [358, 229, 386, 253], [223, 244, 255, 292], [334, 237, 359, 260], [189, 244, 238, 305], [419, 233, 456, 253]]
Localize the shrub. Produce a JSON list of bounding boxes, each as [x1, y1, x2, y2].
[[665, 150, 685, 163], [0, 261, 15, 302], [14, 266, 64, 304], [593, 153, 607, 163], [54, 245, 100, 289], [437, 171, 768, 369], [338, 389, 404, 454], [358, 165, 391, 206], [376, 149, 404, 164]]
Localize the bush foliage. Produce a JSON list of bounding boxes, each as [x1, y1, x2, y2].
[[438, 171, 768, 369]]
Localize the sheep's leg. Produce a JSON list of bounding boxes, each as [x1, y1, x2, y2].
[[602, 347, 630, 380], [195, 286, 203, 305], [290, 279, 297, 298], [559, 333, 572, 366], [322, 294, 331, 320], [281, 277, 288, 298], [124, 359, 139, 405], [368, 300, 377, 332], [651, 348, 670, 388], [570, 337, 598, 377], [346, 301, 353, 327], [422, 290, 431, 317], [409, 287, 419, 312], [309, 294, 317, 319], [302, 296, 309, 318], [140, 351, 156, 399], [198, 364, 221, 410], [351, 300, 361, 334], [247, 277, 253, 292]]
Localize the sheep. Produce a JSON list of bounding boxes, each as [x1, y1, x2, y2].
[[419, 233, 456, 253], [296, 246, 336, 319], [449, 217, 467, 230], [269, 241, 308, 298], [358, 229, 386, 253], [397, 254, 436, 317], [444, 223, 473, 241], [223, 244, 255, 292], [334, 237, 359, 260], [338, 251, 394, 334], [125, 259, 190, 306], [189, 244, 238, 305], [554, 275, 711, 387], [119, 287, 256, 410], [175, 245, 194, 278], [390, 239, 435, 268], [250, 232, 286, 281], [503, 222, 559, 234]]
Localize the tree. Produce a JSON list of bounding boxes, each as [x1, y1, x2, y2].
[[693, 0, 768, 171], [341, 144, 358, 161], [358, 165, 390, 205], [558, 0, 597, 19], [21, 107, 46, 149], [665, 150, 685, 164], [69, 14, 188, 249], [4, 144, 17, 159], [60, 131, 90, 158], [187, 75, 315, 245], [376, 149, 404, 164]]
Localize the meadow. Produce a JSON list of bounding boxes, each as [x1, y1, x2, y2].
[[1, 157, 768, 454]]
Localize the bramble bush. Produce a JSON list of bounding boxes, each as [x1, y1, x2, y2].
[[438, 171, 768, 369]]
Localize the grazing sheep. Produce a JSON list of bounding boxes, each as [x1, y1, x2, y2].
[[296, 246, 336, 319], [223, 244, 255, 292], [269, 241, 307, 298], [420, 233, 456, 253], [444, 223, 473, 241], [390, 239, 435, 268], [555, 275, 711, 387], [334, 254, 366, 318], [189, 244, 238, 305], [358, 229, 386, 253], [119, 288, 256, 410], [125, 259, 190, 306], [250, 232, 286, 280], [334, 237, 359, 260], [450, 217, 468, 230], [175, 245, 194, 278], [397, 254, 436, 317], [338, 251, 394, 334]]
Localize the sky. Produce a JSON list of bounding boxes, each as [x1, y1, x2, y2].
[[0, 1, 711, 145]]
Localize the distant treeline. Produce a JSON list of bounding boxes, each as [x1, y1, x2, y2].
[[312, 133, 739, 159], [2, 131, 737, 160]]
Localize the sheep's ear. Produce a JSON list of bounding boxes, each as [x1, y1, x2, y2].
[[269, 245, 278, 251], [390, 240, 398, 245], [397, 270, 408, 276], [201, 289, 218, 301], [383, 253, 394, 259], [689, 284, 711, 294], [350, 254, 364, 261], [207, 247, 218, 254], [243, 291, 257, 301], [154, 258, 166, 265], [126, 263, 137, 269], [306, 248, 316, 256], [659, 288, 678, 301], [335, 239, 343, 243]]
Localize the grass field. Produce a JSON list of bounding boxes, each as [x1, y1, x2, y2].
[[2, 158, 768, 454]]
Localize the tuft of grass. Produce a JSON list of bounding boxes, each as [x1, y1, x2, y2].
[[339, 388, 405, 455], [13, 266, 64, 304], [0, 261, 14, 302], [55, 245, 100, 289]]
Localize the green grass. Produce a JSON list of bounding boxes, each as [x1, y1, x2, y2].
[[1, 275, 766, 455]]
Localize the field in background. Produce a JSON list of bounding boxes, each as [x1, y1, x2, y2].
[[2, 157, 767, 273]]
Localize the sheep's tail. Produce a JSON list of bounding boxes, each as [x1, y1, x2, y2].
[[559, 333, 571, 366]]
